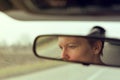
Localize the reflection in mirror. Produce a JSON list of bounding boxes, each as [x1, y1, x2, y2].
[[34, 35, 120, 66], [34, 35, 120, 67], [35, 36, 61, 58], [101, 43, 120, 66]]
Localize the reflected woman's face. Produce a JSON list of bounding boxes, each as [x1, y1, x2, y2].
[[58, 36, 96, 63]]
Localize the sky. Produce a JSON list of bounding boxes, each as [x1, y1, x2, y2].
[[0, 12, 120, 45]]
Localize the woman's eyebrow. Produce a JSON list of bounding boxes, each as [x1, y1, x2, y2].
[[66, 43, 78, 46]]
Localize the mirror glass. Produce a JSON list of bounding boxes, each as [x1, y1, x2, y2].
[[33, 35, 120, 67]]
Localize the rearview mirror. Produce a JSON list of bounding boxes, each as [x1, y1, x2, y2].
[[33, 35, 120, 67]]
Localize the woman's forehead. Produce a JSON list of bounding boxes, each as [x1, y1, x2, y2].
[[58, 36, 87, 42]]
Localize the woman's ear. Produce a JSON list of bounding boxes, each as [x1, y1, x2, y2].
[[93, 40, 102, 55]]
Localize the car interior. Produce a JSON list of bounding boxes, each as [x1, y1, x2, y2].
[[0, 0, 120, 80]]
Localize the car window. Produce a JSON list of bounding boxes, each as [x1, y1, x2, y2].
[[0, 12, 66, 79]]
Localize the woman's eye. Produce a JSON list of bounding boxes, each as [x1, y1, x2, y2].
[[59, 46, 63, 50]]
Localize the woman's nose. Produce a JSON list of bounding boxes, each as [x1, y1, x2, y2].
[[61, 49, 69, 60]]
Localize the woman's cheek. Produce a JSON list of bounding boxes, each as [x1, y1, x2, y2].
[[69, 53, 80, 61]]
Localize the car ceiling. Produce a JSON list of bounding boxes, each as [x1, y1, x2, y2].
[[0, 0, 120, 21]]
